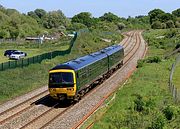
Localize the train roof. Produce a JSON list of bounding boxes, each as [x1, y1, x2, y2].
[[51, 45, 123, 71]]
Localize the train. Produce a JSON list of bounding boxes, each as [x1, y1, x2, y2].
[[48, 44, 124, 101]]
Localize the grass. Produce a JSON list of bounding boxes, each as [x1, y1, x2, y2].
[[81, 29, 180, 129], [0, 30, 122, 104], [82, 60, 178, 129], [0, 38, 70, 63]]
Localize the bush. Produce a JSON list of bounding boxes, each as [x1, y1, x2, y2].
[[146, 56, 162, 63], [137, 59, 145, 68], [166, 20, 175, 28], [151, 21, 162, 29], [137, 56, 161, 68], [163, 105, 177, 120], [165, 29, 177, 38], [175, 21, 180, 28], [161, 23, 166, 29], [134, 95, 145, 112], [175, 43, 180, 49], [151, 113, 166, 129]]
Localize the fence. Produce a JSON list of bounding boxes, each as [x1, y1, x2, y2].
[[0, 32, 77, 71], [169, 54, 180, 103], [0, 38, 24, 43]]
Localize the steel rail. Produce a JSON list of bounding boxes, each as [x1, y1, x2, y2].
[[40, 31, 140, 129], [72, 31, 147, 129]]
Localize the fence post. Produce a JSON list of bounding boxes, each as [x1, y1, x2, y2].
[[169, 82, 171, 93], [172, 84, 174, 95], [15, 60, 17, 68], [9, 61, 10, 68], [28, 58, 29, 65], [33, 57, 34, 64], [2, 63, 3, 71], [175, 88, 177, 103], [22, 59, 23, 68]]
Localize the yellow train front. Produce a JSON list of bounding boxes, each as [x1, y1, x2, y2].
[[49, 68, 77, 100], [48, 45, 124, 101]]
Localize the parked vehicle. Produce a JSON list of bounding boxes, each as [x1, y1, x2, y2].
[[4, 50, 17, 57], [9, 51, 27, 60]]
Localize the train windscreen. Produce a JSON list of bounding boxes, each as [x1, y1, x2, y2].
[[49, 72, 74, 87]]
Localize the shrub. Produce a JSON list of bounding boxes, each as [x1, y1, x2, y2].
[[137, 56, 162, 68], [175, 43, 180, 49], [146, 56, 162, 63], [134, 95, 145, 112], [117, 22, 126, 30], [161, 23, 166, 29], [137, 59, 145, 68], [151, 21, 162, 29], [175, 21, 180, 28], [166, 20, 175, 28], [151, 113, 166, 129], [165, 29, 177, 38], [163, 105, 177, 120]]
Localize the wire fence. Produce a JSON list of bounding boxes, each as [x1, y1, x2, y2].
[[0, 32, 77, 71], [0, 38, 25, 43], [169, 54, 180, 103]]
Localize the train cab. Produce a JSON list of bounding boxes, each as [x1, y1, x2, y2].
[[48, 68, 77, 100]]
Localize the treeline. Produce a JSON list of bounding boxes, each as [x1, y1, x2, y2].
[[0, 5, 150, 39], [149, 8, 180, 29], [0, 5, 70, 39], [0, 4, 179, 39]]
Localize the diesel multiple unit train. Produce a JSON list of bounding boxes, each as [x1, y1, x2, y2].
[[48, 45, 124, 101]]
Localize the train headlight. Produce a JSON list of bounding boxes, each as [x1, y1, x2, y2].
[[50, 88, 56, 92], [67, 88, 74, 91]]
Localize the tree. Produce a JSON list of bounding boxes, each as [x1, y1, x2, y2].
[[10, 12, 22, 27], [71, 12, 93, 27], [161, 23, 166, 29], [94, 21, 118, 31], [67, 23, 87, 31], [27, 11, 39, 20], [148, 9, 165, 24], [100, 12, 120, 23], [158, 13, 175, 23], [43, 10, 69, 29], [34, 9, 46, 19], [5, 9, 19, 16], [0, 11, 10, 24], [166, 20, 175, 28], [172, 8, 180, 17], [9, 27, 19, 39], [117, 22, 126, 30], [0, 29, 9, 38], [175, 21, 180, 28], [151, 21, 162, 29]]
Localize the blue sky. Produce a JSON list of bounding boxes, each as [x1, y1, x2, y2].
[[0, 0, 179, 18]]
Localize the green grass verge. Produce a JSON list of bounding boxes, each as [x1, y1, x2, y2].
[[88, 60, 179, 129], [0, 30, 122, 104]]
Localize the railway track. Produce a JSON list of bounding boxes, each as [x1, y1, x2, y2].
[[0, 31, 140, 129], [42, 31, 144, 129], [72, 31, 147, 129], [19, 31, 138, 129], [0, 90, 49, 125]]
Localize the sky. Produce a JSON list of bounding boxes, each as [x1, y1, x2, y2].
[[0, 0, 179, 18]]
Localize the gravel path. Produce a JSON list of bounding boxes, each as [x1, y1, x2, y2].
[[0, 86, 47, 114]]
